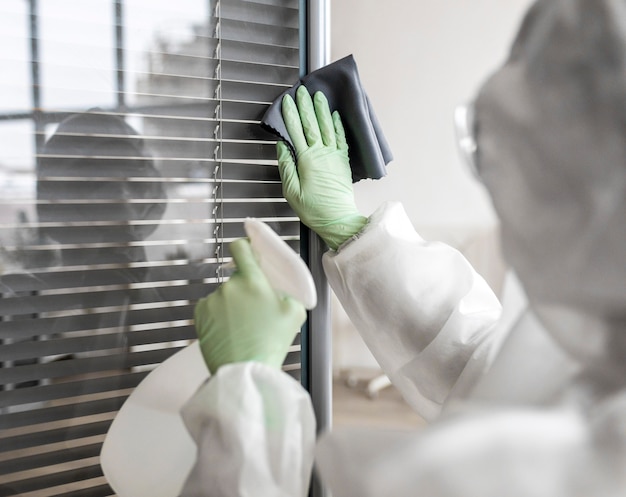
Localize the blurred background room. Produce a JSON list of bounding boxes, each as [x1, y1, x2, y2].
[[329, 0, 534, 429]]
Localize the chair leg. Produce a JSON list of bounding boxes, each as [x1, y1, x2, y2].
[[366, 374, 392, 399]]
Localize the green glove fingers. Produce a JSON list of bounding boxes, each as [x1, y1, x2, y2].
[[276, 140, 301, 200], [277, 86, 367, 250], [228, 237, 262, 279], [296, 85, 323, 147], [332, 110, 348, 152], [314, 92, 337, 148], [194, 238, 306, 375], [281, 91, 308, 152]]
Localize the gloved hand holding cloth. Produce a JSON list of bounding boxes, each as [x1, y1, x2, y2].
[[277, 86, 367, 250], [194, 238, 306, 374]]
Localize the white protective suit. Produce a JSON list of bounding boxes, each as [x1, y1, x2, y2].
[[180, 0, 626, 495], [182, 201, 625, 497]]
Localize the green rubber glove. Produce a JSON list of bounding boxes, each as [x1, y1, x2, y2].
[[194, 238, 306, 375], [277, 86, 367, 250]]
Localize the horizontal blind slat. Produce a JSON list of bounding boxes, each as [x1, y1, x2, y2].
[[0, 284, 208, 317], [221, 39, 298, 66], [1, 265, 215, 290], [283, 350, 301, 367], [0, 268, 220, 295], [0, 308, 195, 343], [134, 80, 290, 108], [221, 1, 298, 29], [0, 443, 102, 477], [48, 482, 113, 497], [0, 464, 104, 496], [0, 395, 128, 430], [0, 327, 198, 363], [34, 175, 285, 189], [186, 17, 299, 49], [2, 421, 112, 453], [0, 372, 147, 410], [0, 318, 192, 342], [34, 118, 277, 142], [0, 0, 303, 494], [135, 59, 299, 86], [1, 219, 297, 250], [0, 348, 184, 386], [1, 201, 291, 228], [0, 194, 289, 212], [36, 141, 279, 164], [0, 100, 271, 122]]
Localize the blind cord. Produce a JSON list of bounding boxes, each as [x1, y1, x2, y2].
[[213, 0, 224, 283]]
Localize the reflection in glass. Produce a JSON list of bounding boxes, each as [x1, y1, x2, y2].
[[0, 0, 301, 493]]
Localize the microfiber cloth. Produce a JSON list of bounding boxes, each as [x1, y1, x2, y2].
[[261, 54, 393, 183]]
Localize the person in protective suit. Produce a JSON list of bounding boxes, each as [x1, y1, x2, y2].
[[182, 0, 626, 495]]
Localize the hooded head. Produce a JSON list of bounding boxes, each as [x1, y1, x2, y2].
[[474, 0, 626, 374], [37, 111, 167, 262]]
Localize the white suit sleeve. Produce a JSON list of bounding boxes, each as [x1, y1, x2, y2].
[[315, 405, 593, 497], [179, 362, 316, 497], [323, 201, 503, 420]]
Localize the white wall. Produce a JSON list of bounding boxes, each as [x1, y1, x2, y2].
[[330, 0, 535, 373], [332, 0, 534, 228]]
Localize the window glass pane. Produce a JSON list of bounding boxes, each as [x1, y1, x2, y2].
[[0, 1, 30, 113], [124, 0, 211, 264], [0, 121, 37, 267], [39, 0, 116, 109], [0, 1, 302, 494], [125, 0, 209, 108]]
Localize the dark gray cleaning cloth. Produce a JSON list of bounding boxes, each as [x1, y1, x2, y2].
[[261, 54, 393, 183]]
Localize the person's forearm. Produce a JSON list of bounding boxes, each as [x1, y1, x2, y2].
[[323, 201, 503, 421], [180, 362, 316, 497]]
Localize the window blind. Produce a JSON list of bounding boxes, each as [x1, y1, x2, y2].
[[0, 0, 304, 495]]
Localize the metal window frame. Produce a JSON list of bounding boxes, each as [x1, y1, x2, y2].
[[305, 0, 331, 443], [302, 2, 332, 496]]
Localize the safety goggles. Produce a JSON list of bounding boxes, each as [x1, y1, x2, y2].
[[453, 102, 480, 179]]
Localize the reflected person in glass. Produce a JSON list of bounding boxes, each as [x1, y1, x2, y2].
[[36, 111, 167, 358], [130, 0, 626, 496]]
